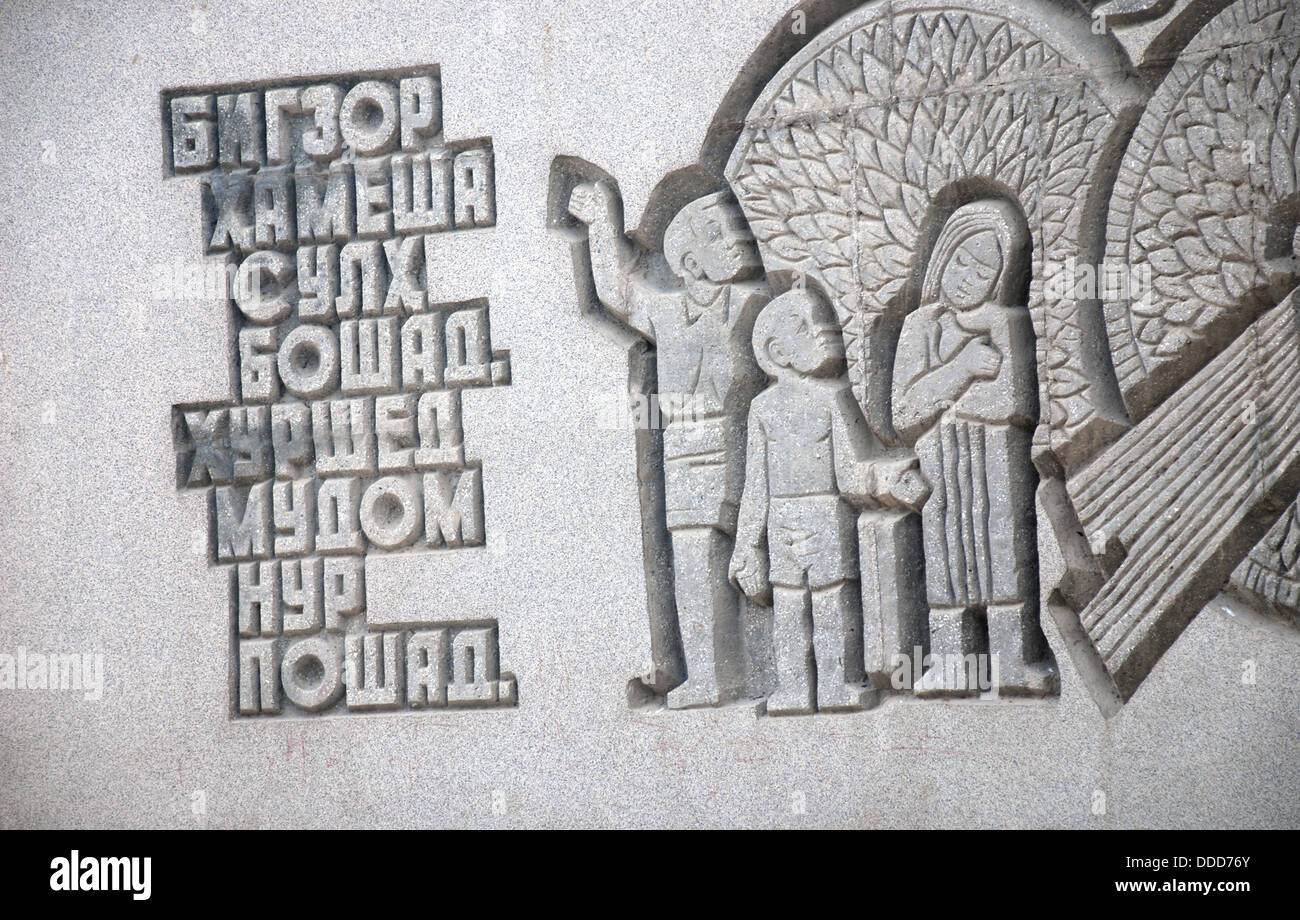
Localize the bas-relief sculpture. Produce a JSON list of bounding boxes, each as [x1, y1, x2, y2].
[[558, 0, 1300, 715], [155, 0, 1300, 723], [566, 183, 770, 708], [893, 199, 1054, 697], [734, 288, 929, 712]]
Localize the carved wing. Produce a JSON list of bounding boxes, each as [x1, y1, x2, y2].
[[1103, 0, 1300, 420], [1069, 0, 1300, 694]]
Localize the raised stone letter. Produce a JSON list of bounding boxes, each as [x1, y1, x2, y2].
[[312, 398, 376, 477], [448, 626, 512, 704], [272, 478, 315, 556], [278, 324, 339, 400], [340, 318, 398, 394], [170, 94, 216, 173], [237, 561, 280, 638], [281, 557, 323, 635], [281, 635, 344, 712], [345, 631, 404, 710], [399, 74, 441, 150], [238, 638, 280, 715], [315, 476, 364, 555], [360, 476, 424, 550], [323, 556, 364, 632], [229, 406, 271, 483], [179, 408, 231, 487], [423, 467, 483, 548], [339, 81, 399, 157], [299, 84, 343, 162], [217, 92, 264, 168], [215, 481, 272, 562], [270, 403, 314, 479], [295, 164, 354, 245], [406, 628, 449, 708]]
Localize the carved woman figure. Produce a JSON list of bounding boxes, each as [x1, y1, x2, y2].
[[891, 199, 1055, 696]]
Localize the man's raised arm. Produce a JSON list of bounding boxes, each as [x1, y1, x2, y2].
[[567, 180, 661, 342]]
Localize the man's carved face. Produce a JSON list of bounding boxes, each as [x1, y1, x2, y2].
[[667, 196, 762, 284], [940, 231, 1002, 309]]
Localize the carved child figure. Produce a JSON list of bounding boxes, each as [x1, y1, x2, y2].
[[730, 289, 928, 715], [568, 179, 770, 708], [892, 199, 1055, 697]]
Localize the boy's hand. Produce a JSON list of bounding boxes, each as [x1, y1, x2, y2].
[[729, 543, 771, 607], [874, 457, 931, 512], [890, 467, 931, 511]]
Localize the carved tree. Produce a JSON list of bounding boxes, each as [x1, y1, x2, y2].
[[726, 2, 1140, 470]]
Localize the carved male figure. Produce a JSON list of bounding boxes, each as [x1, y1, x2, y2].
[[568, 180, 770, 708], [730, 289, 928, 714], [892, 199, 1055, 696]]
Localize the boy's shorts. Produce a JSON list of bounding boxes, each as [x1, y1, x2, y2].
[[767, 495, 858, 589]]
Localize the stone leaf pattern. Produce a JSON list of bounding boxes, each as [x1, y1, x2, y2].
[[1104, 0, 1300, 421], [1100, 0, 1300, 622], [729, 8, 1116, 458], [1234, 502, 1300, 618]]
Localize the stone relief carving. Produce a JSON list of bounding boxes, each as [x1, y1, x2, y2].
[[1070, 0, 1300, 701], [893, 199, 1055, 696], [1234, 503, 1300, 623], [555, 0, 1300, 715], [1104, 0, 1299, 420], [567, 181, 771, 708], [733, 288, 928, 713], [165, 68, 516, 717]]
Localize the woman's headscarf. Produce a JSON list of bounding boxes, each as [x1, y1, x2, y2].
[[920, 198, 1027, 306]]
